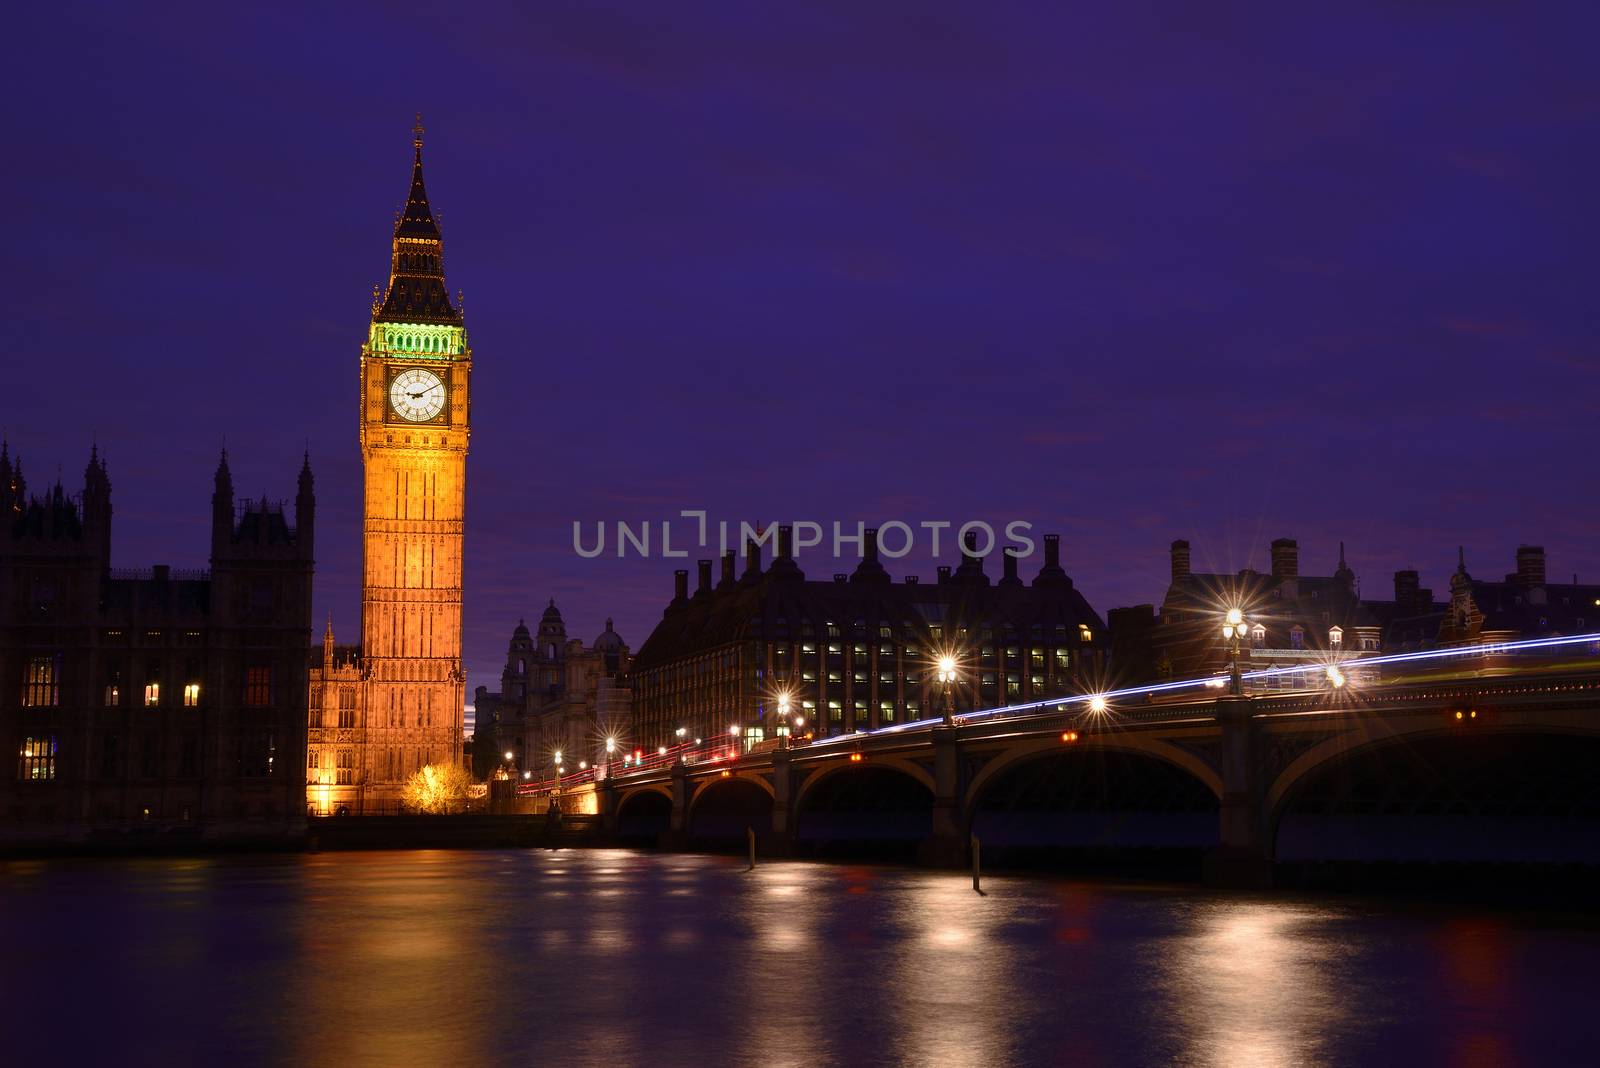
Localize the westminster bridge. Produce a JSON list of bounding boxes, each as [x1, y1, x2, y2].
[[523, 634, 1600, 885]]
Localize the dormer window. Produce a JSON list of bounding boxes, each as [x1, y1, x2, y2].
[[1328, 626, 1343, 648], [1250, 624, 1266, 649]]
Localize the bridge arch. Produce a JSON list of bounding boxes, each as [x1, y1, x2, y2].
[[964, 734, 1223, 813], [965, 736, 1222, 865], [687, 774, 774, 846], [792, 755, 934, 812], [615, 785, 673, 843], [1272, 723, 1600, 865], [793, 758, 934, 857]]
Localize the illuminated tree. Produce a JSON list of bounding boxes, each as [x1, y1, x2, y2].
[[401, 762, 473, 814]]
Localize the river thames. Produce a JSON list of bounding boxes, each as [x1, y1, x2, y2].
[[2, 849, 1596, 1066]]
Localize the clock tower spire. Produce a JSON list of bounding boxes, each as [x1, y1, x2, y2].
[[347, 117, 473, 807]]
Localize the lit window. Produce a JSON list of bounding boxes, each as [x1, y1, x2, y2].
[[245, 666, 271, 707], [1078, 624, 1092, 642], [22, 655, 60, 707], [336, 749, 354, 785], [104, 684, 121, 707], [18, 736, 57, 780], [1251, 624, 1266, 649], [827, 700, 843, 722], [879, 701, 896, 724], [1329, 627, 1343, 648], [1054, 649, 1070, 671], [144, 682, 161, 707], [183, 683, 201, 707]]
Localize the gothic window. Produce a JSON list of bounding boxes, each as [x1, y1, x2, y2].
[[336, 750, 354, 785], [23, 655, 60, 707], [179, 737, 197, 778], [184, 683, 201, 707], [245, 666, 272, 707], [18, 736, 57, 780], [338, 688, 357, 728]]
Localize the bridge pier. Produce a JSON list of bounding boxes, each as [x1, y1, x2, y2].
[[1203, 695, 1274, 888], [598, 778, 618, 836], [766, 747, 797, 857], [660, 760, 691, 851], [918, 724, 968, 868]]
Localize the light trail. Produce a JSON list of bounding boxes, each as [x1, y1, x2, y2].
[[805, 630, 1600, 748]]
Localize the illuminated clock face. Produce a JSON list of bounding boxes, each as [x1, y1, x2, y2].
[[389, 368, 446, 422]]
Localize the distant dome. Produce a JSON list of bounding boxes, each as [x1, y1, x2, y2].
[[540, 597, 563, 622], [593, 617, 624, 650], [512, 618, 530, 639]]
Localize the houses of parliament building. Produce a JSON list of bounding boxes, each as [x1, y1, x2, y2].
[[306, 121, 473, 814]]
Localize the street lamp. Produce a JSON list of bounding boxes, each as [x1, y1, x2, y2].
[[777, 692, 792, 747], [1221, 607, 1249, 696], [937, 654, 959, 725]]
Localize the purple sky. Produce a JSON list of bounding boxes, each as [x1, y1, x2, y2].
[[8, 4, 1598, 694]]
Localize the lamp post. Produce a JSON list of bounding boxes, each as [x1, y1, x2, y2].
[[937, 654, 959, 726], [777, 693, 791, 748], [1221, 608, 1249, 697]]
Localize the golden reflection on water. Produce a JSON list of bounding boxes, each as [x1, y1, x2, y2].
[[2, 850, 1591, 1067], [888, 874, 1025, 1068], [1156, 901, 1351, 1067]]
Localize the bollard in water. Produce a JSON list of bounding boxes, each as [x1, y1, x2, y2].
[[747, 826, 756, 870], [972, 834, 982, 894]]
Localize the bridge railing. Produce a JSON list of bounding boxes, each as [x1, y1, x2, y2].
[[602, 632, 1600, 777]]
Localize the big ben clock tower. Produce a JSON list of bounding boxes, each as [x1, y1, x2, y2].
[[358, 117, 470, 796]]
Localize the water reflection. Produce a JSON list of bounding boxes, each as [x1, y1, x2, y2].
[[1156, 902, 1350, 1067], [2, 852, 1598, 1066]]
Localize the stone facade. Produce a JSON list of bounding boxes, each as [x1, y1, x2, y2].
[[631, 527, 1106, 751], [305, 123, 472, 814], [472, 602, 632, 781], [1, 445, 313, 844]]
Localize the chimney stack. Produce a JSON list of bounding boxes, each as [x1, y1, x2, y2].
[[696, 558, 712, 596], [720, 550, 736, 588], [777, 524, 792, 559], [1516, 545, 1546, 587], [743, 534, 762, 578], [864, 527, 880, 563], [1001, 551, 1020, 586], [1044, 534, 1061, 570], [1394, 569, 1419, 612], [1270, 538, 1299, 579], [673, 569, 688, 602], [1170, 539, 1191, 584]]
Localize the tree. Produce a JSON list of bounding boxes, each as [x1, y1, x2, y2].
[[402, 762, 473, 814]]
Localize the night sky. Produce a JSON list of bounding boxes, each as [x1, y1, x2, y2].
[[8, 4, 1598, 699]]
